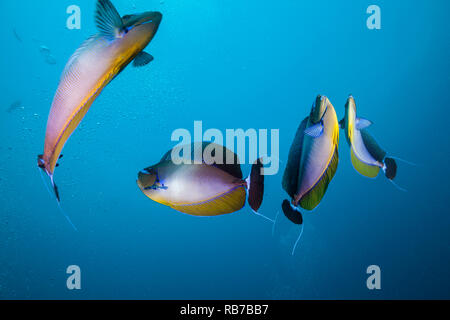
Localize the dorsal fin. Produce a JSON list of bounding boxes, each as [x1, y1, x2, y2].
[[282, 117, 309, 198], [360, 129, 386, 162], [60, 35, 98, 83], [162, 142, 243, 179], [204, 142, 242, 179], [95, 0, 124, 40]]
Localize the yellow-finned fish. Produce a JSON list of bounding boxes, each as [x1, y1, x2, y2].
[[281, 95, 340, 255], [282, 95, 339, 222], [137, 142, 266, 218], [38, 0, 162, 201], [339, 95, 397, 181]]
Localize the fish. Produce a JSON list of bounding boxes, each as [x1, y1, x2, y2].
[[38, 0, 162, 201], [137, 142, 266, 217], [339, 95, 397, 180], [13, 28, 22, 42], [39, 45, 51, 54], [45, 54, 57, 65], [280, 95, 339, 255], [282, 95, 339, 223], [7, 100, 22, 113]]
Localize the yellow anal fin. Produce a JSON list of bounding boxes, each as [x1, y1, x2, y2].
[[350, 147, 380, 178], [170, 186, 246, 216], [300, 147, 339, 211]]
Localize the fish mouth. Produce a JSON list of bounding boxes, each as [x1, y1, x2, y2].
[[123, 11, 162, 33], [346, 95, 355, 107], [139, 11, 162, 27], [137, 169, 157, 190], [150, 12, 162, 25], [310, 95, 327, 124]]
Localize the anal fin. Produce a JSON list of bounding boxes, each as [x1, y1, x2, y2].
[[300, 147, 339, 210], [350, 147, 380, 178]]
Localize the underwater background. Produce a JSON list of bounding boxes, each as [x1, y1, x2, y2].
[[0, 0, 449, 299]]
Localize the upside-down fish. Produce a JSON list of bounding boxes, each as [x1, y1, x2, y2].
[[281, 95, 339, 253], [137, 142, 266, 217], [339, 95, 397, 181], [282, 95, 339, 218], [38, 0, 162, 201]]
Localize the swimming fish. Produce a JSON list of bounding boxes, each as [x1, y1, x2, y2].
[[39, 45, 51, 55], [339, 95, 397, 181], [38, 45, 57, 65], [7, 100, 22, 113], [13, 28, 22, 42], [38, 0, 162, 201], [282, 95, 339, 224], [137, 142, 266, 217]]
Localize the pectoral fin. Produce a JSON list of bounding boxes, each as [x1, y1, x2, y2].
[[304, 122, 324, 138], [95, 0, 124, 40], [133, 52, 154, 67], [355, 117, 372, 130]]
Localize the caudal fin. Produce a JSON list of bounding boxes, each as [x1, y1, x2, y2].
[[50, 175, 61, 202], [246, 159, 275, 224], [281, 199, 304, 256], [37, 167, 76, 230], [281, 199, 303, 225], [384, 157, 397, 180], [247, 158, 264, 212], [38, 154, 60, 202]]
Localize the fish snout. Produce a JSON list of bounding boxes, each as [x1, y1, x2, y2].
[[151, 12, 163, 25], [346, 95, 355, 105], [310, 95, 327, 123], [142, 11, 162, 27], [137, 168, 157, 190]]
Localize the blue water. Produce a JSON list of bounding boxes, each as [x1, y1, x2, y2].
[[1, 0, 449, 299]]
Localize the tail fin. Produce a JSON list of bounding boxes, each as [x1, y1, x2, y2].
[[38, 167, 77, 230], [281, 199, 303, 225], [281, 199, 304, 256], [389, 179, 407, 192], [291, 224, 304, 256], [246, 158, 275, 223], [38, 154, 60, 202], [272, 210, 281, 236], [49, 174, 61, 202], [37, 155, 77, 231], [383, 157, 397, 180], [247, 158, 264, 212], [389, 156, 417, 167]]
